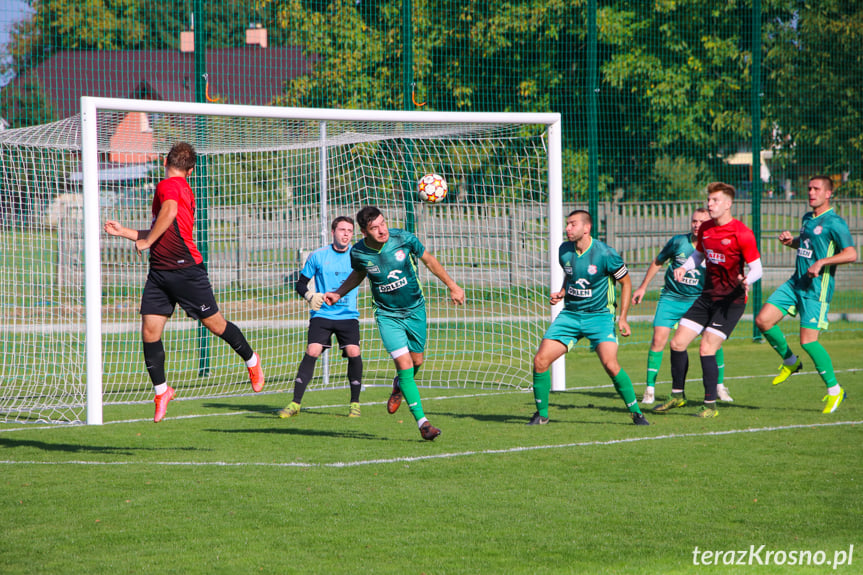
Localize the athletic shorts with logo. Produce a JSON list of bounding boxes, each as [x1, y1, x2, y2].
[[140, 263, 219, 320], [766, 279, 830, 330], [680, 294, 745, 339], [375, 306, 427, 356], [543, 309, 618, 352]]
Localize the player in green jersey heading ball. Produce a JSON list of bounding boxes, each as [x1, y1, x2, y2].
[[325, 206, 465, 440]]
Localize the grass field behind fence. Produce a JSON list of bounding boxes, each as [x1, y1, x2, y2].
[[1, 330, 861, 574]]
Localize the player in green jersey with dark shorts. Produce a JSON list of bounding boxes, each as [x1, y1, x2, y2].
[[324, 206, 465, 440], [528, 210, 649, 426], [755, 176, 858, 413], [632, 208, 732, 404]]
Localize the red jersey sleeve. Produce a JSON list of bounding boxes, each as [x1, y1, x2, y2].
[[736, 224, 761, 264]]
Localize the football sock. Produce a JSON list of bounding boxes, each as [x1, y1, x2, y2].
[[347, 356, 363, 403], [700, 354, 719, 402], [532, 370, 551, 418], [217, 321, 254, 362], [153, 383, 168, 396], [391, 366, 419, 391], [611, 369, 641, 414], [716, 346, 725, 385], [670, 349, 689, 392], [646, 349, 663, 387], [397, 367, 426, 421], [762, 325, 794, 361], [349, 381, 362, 403], [801, 341, 838, 388], [142, 340, 166, 387], [292, 353, 318, 404]]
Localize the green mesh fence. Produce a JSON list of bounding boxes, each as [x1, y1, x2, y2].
[[1, 0, 861, 331]]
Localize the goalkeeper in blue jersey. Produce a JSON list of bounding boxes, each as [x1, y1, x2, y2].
[[324, 206, 465, 441], [528, 210, 649, 426], [631, 208, 732, 404], [755, 176, 858, 413], [277, 216, 364, 419]]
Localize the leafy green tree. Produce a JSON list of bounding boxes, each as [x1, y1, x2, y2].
[[765, 0, 863, 182], [0, 76, 58, 128], [271, 0, 402, 108]]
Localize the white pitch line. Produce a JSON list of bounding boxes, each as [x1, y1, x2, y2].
[[0, 420, 860, 468], [1, 367, 860, 431], [0, 389, 529, 431]]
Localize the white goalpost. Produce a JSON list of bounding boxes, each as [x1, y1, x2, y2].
[[0, 96, 563, 425]]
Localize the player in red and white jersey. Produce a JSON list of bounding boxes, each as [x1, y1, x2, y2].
[[696, 216, 760, 303], [654, 182, 762, 418], [104, 142, 264, 422]]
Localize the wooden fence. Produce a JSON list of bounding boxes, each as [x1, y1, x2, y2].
[[57, 199, 863, 291]]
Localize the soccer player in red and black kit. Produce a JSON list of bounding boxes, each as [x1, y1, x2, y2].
[[654, 182, 762, 418], [104, 142, 264, 422]]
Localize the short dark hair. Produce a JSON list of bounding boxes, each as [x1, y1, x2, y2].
[[356, 206, 383, 231], [567, 209, 591, 226], [166, 142, 196, 172], [810, 175, 834, 191], [331, 215, 354, 231], [693, 207, 709, 217], [707, 181, 735, 200]]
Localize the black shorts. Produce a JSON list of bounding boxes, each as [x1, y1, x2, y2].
[[140, 264, 219, 321], [307, 317, 361, 355], [679, 295, 746, 340]]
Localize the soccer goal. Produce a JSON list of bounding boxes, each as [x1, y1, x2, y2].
[[0, 97, 563, 424]]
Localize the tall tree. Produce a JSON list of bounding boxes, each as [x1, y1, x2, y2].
[[765, 0, 863, 186]]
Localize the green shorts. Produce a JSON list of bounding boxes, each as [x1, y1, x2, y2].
[[767, 279, 830, 330], [542, 309, 618, 352], [653, 295, 697, 329], [375, 306, 428, 357]]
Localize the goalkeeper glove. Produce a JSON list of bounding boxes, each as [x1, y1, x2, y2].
[[304, 291, 325, 311]]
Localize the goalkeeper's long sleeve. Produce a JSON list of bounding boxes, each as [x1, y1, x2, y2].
[[295, 274, 312, 298]]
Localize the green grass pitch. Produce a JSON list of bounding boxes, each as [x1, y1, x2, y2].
[[1, 329, 861, 574]]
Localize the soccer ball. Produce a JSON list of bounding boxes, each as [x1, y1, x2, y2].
[[418, 173, 448, 203]]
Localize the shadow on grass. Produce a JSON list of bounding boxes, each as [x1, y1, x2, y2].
[[201, 402, 288, 415], [0, 437, 208, 455], [570, 389, 763, 412], [205, 426, 390, 441]]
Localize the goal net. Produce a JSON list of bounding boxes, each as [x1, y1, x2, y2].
[[0, 98, 562, 424]]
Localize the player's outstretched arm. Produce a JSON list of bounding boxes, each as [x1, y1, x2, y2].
[[104, 220, 143, 242], [324, 270, 365, 305], [632, 259, 662, 304], [420, 251, 465, 305], [616, 272, 632, 337]]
